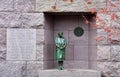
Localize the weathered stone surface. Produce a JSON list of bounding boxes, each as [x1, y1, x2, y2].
[[36, 45, 44, 61], [21, 13, 44, 28], [96, 13, 111, 28], [97, 12, 120, 28], [7, 29, 36, 60], [111, 45, 120, 62], [14, 0, 35, 12], [0, 12, 22, 28], [36, 0, 106, 12], [0, 61, 26, 77], [0, 12, 44, 28], [36, 29, 44, 44], [97, 13, 120, 43], [36, 0, 56, 12], [0, 44, 6, 60], [0, 0, 13, 11], [57, 0, 106, 12], [27, 61, 43, 77], [0, 28, 6, 44], [107, 0, 120, 12], [97, 45, 110, 61], [97, 29, 108, 45], [97, 62, 120, 77], [39, 69, 101, 77], [110, 12, 120, 43]]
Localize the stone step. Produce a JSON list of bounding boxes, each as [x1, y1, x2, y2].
[[39, 69, 101, 77]]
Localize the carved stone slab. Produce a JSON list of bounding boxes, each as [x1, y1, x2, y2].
[[7, 29, 36, 60]]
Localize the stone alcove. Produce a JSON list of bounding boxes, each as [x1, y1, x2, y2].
[[44, 12, 97, 70]]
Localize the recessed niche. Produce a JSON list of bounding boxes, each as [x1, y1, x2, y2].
[[44, 12, 97, 69]]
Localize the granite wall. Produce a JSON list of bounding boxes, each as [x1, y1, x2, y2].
[[0, 0, 120, 77]]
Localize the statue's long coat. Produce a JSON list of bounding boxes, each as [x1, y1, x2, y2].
[[55, 37, 66, 61]]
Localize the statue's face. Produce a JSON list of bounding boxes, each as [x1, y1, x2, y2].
[[58, 32, 63, 37]]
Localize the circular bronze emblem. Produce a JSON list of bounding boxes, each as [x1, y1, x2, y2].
[[74, 27, 84, 37]]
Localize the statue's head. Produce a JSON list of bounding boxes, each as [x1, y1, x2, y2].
[[58, 32, 63, 37]]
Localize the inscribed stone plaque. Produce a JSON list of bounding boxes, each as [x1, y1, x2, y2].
[[7, 29, 36, 60]]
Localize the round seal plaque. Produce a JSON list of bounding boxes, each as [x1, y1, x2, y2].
[[74, 27, 84, 37]]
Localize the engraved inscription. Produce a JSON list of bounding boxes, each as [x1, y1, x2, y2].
[[7, 29, 36, 60]]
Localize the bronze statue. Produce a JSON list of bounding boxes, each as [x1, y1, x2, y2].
[[55, 32, 66, 70]]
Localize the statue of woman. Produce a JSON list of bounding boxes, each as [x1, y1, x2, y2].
[[55, 32, 66, 70]]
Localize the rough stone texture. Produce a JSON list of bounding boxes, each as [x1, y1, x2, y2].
[[0, 12, 44, 28], [0, 44, 6, 60], [111, 12, 120, 42], [36, 0, 106, 12], [36, 0, 56, 12], [96, 13, 111, 28], [57, 0, 106, 12], [110, 12, 120, 31], [107, 0, 120, 12], [0, 28, 6, 44], [7, 29, 36, 60], [97, 45, 111, 61], [36, 45, 44, 61], [96, 13, 110, 42], [111, 45, 120, 62], [96, 12, 120, 76], [96, 12, 120, 42], [97, 62, 120, 77], [21, 13, 44, 28], [0, 12, 22, 28], [27, 61, 43, 77], [36, 29, 44, 44], [0, 61, 27, 77], [0, 0, 13, 11], [14, 0, 35, 12], [97, 29, 108, 45], [0, 0, 120, 77], [39, 69, 101, 77]]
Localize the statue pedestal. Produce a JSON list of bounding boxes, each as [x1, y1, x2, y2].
[[39, 69, 101, 77]]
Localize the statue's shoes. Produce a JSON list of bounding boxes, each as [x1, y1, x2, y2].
[[58, 66, 64, 70], [61, 66, 64, 70]]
